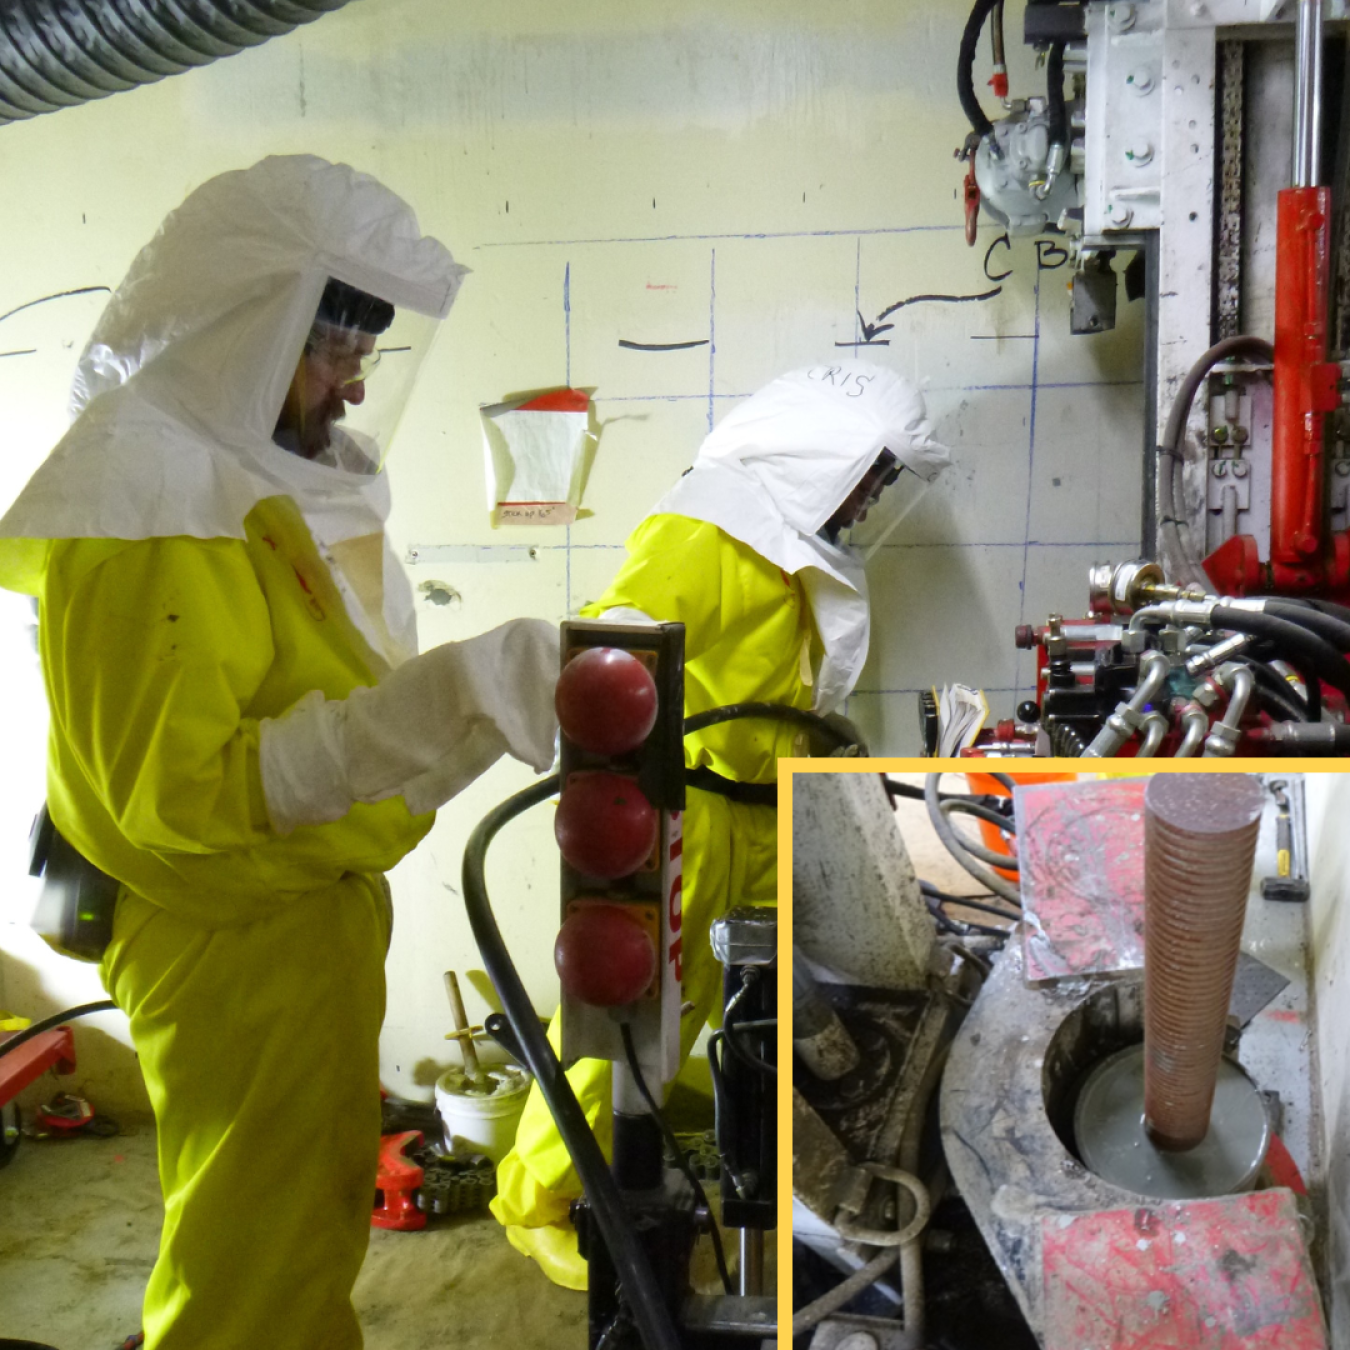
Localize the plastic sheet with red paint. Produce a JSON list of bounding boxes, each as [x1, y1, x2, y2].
[[1042, 1189, 1327, 1349], [1013, 778, 1149, 983]]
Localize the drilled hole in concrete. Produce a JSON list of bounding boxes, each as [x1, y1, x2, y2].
[[1041, 981, 1144, 1164]]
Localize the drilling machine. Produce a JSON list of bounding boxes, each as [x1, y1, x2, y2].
[[951, 0, 1350, 756], [462, 620, 780, 1350]]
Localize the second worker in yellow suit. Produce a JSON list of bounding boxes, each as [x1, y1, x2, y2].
[[492, 360, 951, 1286]]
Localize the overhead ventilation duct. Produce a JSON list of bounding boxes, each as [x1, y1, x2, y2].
[[0, 0, 350, 125]]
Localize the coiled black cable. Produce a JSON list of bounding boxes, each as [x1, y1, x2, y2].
[[924, 773, 1021, 906], [941, 797, 1017, 834]]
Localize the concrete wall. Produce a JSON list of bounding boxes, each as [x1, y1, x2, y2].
[[0, 0, 1145, 1113]]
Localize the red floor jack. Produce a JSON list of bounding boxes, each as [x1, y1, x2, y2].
[[0, 1019, 76, 1166]]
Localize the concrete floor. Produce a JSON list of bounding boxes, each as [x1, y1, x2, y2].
[[0, 1110, 767, 1350], [0, 1123, 590, 1350]]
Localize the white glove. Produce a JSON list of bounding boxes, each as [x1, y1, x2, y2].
[[259, 618, 559, 834]]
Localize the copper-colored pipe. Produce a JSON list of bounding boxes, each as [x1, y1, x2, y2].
[[1143, 774, 1265, 1151]]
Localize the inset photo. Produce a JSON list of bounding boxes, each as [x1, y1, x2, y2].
[[789, 766, 1343, 1350]]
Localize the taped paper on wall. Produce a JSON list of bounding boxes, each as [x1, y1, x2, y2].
[[481, 388, 594, 526]]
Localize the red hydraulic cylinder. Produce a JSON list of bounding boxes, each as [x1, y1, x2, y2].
[[1271, 186, 1341, 583]]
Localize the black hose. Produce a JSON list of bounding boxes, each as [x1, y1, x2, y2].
[[1239, 658, 1312, 722], [0, 1000, 118, 1061], [940, 797, 1017, 834], [1300, 596, 1350, 623], [1157, 335, 1274, 586], [1046, 42, 1067, 153], [957, 0, 1003, 140], [1211, 605, 1350, 701], [683, 701, 853, 747], [706, 1032, 754, 1204], [923, 774, 1022, 907], [1263, 599, 1350, 653], [883, 779, 1000, 806], [919, 881, 1019, 924], [927, 899, 1008, 938], [461, 775, 682, 1350]]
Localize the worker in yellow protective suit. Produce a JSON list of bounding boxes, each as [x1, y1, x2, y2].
[[0, 158, 559, 1350], [492, 361, 951, 1287]]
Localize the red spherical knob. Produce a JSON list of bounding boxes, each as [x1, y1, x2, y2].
[[554, 905, 657, 1006], [556, 647, 659, 756], [554, 772, 658, 879]]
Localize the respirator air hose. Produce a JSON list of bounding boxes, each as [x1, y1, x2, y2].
[[683, 701, 856, 748], [0, 1000, 118, 1061]]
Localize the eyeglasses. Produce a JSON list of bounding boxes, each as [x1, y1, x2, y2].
[[861, 455, 903, 503], [305, 337, 382, 386]]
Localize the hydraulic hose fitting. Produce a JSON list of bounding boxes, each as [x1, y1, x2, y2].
[[1082, 649, 1171, 757], [1171, 597, 1221, 627], [1185, 632, 1250, 678], [1136, 710, 1169, 758], [1254, 721, 1350, 751], [1202, 663, 1255, 757], [1175, 703, 1210, 757]]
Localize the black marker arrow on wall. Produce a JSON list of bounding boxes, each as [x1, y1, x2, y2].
[[837, 286, 1003, 347]]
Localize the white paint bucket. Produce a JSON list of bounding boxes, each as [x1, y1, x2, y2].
[[433, 1064, 532, 1162]]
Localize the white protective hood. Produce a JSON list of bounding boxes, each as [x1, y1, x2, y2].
[[651, 362, 949, 711], [0, 155, 466, 667]]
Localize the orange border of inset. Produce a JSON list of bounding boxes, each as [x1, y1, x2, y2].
[[778, 754, 1339, 1340]]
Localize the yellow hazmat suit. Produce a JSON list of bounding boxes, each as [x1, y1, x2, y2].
[[492, 361, 951, 1288], [0, 158, 557, 1350], [47, 499, 428, 1349], [492, 515, 813, 1286]]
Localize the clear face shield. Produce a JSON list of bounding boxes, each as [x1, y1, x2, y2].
[[273, 279, 439, 474], [825, 450, 932, 559]]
